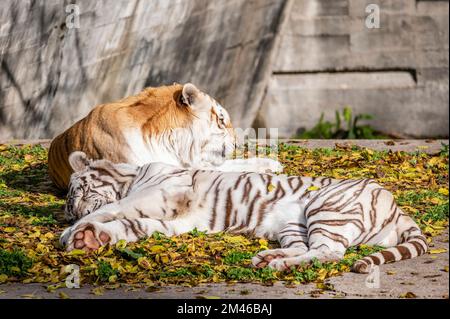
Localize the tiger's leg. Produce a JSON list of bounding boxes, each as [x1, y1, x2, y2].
[[266, 227, 349, 271], [252, 222, 309, 268], [61, 217, 194, 251], [352, 212, 428, 273], [71, 187, 190, 225]]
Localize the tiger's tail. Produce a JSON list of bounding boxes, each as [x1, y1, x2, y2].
[[352, 217, 428, 274]]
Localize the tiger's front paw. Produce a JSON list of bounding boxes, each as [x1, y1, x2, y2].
[[60, 222, 111, 252], [250, 158, 283, 174]]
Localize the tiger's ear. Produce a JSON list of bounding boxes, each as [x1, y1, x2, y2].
[[69, 151, 90, 172], [181, 83, 200, 107]]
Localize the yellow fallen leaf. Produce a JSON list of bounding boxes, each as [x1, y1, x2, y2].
[[3, 227, 16, 233], [267, 184, 275, 192], [258, 238, 268, 249], [43, 232, 54, 239], [317, 268, 328, 281], [307, 185, 320, 191], [91, 287, 104, 296], [429, 248, 447, 254], [328, 269, 339, 276], [0, 274, 8, 283], [28, 230, 41, 238], [10, 266, 20, 273], [115, 239, 127, 250], [59, 292, 70, 299], [150, 245, 166, 253], [399, 292, 416, 298], [430, 197, 444, 205], [160, 254, 170, 263], [224, 235, 250, 245], [137, 257, 152, 269], [46, 284, 65, 293], [68, 249, 85, 256], [24, 154, 33, 162], [197, 295, 220, 299], [427, 157, 440, 166], [21, 293, 42, 299], [442, 266, 449, 272], [438, 188, 449, 196]]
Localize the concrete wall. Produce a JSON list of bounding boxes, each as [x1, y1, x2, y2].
[[0, 0, 286, 139], [258, 0, 449, 138], [0, 0, 448, 140]]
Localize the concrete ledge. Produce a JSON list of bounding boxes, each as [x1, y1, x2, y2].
[[280, 139, 449, 154], [1, 139, 448, 155]]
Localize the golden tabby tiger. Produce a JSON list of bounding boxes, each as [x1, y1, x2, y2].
[[48, 83, 282, 190]]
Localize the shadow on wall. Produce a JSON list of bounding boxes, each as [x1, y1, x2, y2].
[[0, 0, 287, 140], [0, 2, 70, 138]]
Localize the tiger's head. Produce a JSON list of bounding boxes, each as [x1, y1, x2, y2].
[[179, 83, 236, 166], [64, 151, 138, 222], [137, 83, 237, 168]]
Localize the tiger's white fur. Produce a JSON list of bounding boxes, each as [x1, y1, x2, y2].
[[61, 152, 428, 273]]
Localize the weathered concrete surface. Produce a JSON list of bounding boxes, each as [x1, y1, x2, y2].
[[258, 0, 449, 138], [0, 0, 286, 139], [0, 230, 447, 299], [1, 0, 448, 141]]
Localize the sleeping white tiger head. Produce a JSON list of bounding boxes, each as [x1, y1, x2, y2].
[[64, 151, 138, 222]]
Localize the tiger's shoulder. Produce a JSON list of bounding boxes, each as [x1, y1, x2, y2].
[[47, 84, 188, 190]]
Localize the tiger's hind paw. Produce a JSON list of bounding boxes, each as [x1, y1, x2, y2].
[[252, 250, 286, 268], [267, 259, 291, 271]]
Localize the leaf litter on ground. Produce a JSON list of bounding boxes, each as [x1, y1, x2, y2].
[[0, 143, 448, 289]]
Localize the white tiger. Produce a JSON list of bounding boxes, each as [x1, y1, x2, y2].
[[60, 151, 428, 273]]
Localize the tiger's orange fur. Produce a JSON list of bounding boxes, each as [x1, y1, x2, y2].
[[48, 84, 203, 190]]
